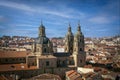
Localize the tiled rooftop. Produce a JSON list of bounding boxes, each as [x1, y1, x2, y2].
[[0, 64, 37, 72], [30, 73, 61, 80], [37, 55, 57, 59], [66, 70, 82, 80], [0, 51, 28, 58]]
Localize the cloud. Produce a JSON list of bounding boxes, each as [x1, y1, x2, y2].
[[46, 21, 64, 25], [88, 16, 111, 24], [0, 1, 84, 19], [14, 24, 33, 27], [0, 1, 34, 12], [0, 0, 119, 37], [96, 29, 108, 32]]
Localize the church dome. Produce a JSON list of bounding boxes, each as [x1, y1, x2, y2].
[[36, 22, 50, 44], [36, 36, 50, 44]]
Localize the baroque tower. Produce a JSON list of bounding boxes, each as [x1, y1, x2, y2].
[[64, 24, 74, 54], [73, 23, 86, 67], [32, 22, 53, 55]]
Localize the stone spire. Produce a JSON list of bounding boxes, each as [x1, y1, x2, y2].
[[39, 21, 46, 37], [68, 24, 71, 32], [67, 23, 73, 36], [64, 23, 74, 54], [76, 22, 82, 35], [73, 22, 86, 67], [73, 22, 84, 54]]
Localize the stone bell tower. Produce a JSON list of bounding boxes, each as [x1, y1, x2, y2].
[[73, 23, 86, 67], [38, 22, 46, 37], [64, 24, 74, 54], [32, 22, 53, 55]]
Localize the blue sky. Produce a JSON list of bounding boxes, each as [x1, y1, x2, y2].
[[0, 0, 120, 38]]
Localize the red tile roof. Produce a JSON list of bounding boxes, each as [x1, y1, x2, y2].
[[31, 73, 61, 80], [66, 70, 82, 80], [66, 70, 76, 76], [0, 64, 37, 72], [0, 75, 7, 80]]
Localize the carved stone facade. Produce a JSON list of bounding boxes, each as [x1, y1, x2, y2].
[[32, 23, 53, 55], [31, 22, 86, 68], [64, 24, 74, 54], [73, 23, 86, 67]]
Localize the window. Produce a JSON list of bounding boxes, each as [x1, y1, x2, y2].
[[32, 63, 34, 65], [46, 61, 49, 66], [80, 48, 82, 51], [22, 58, 25, 61], [80, 39, 81, 42], [80, 60, 82, 63], [12, 58, 15, 61], [69, 61, 72, 65], [44, 48, 47, 53], [5, 59, 8, 62], [20, 58, 22, 61], [69, 60, 74, 65]]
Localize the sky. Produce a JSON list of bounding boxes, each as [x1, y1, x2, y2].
[[0, 0, 120, 38]]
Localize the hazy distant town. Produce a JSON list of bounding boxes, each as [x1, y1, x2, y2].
[[0, 34, 120, 80]]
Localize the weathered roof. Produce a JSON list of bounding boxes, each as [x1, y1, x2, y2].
[[0, 75, 7, 80], [66, 70, 82, 80], [37, 55, 57, 59], [30, 73, 61, 80], [53, 52, 71, 57], [0, 64, 37, 72], [0, 51, 28, 58], [66, 70, 76, 76]]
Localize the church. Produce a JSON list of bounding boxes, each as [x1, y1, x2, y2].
[[28, 22, 86, 68], [0, 22, 86, 79]]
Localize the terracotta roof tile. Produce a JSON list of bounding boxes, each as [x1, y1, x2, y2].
[[66, 70, 76, 76], [67, 71, 82, 80], [0, 75, 6, 80], [0, 64, 37, 72], [31, 73, 61, 80]]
